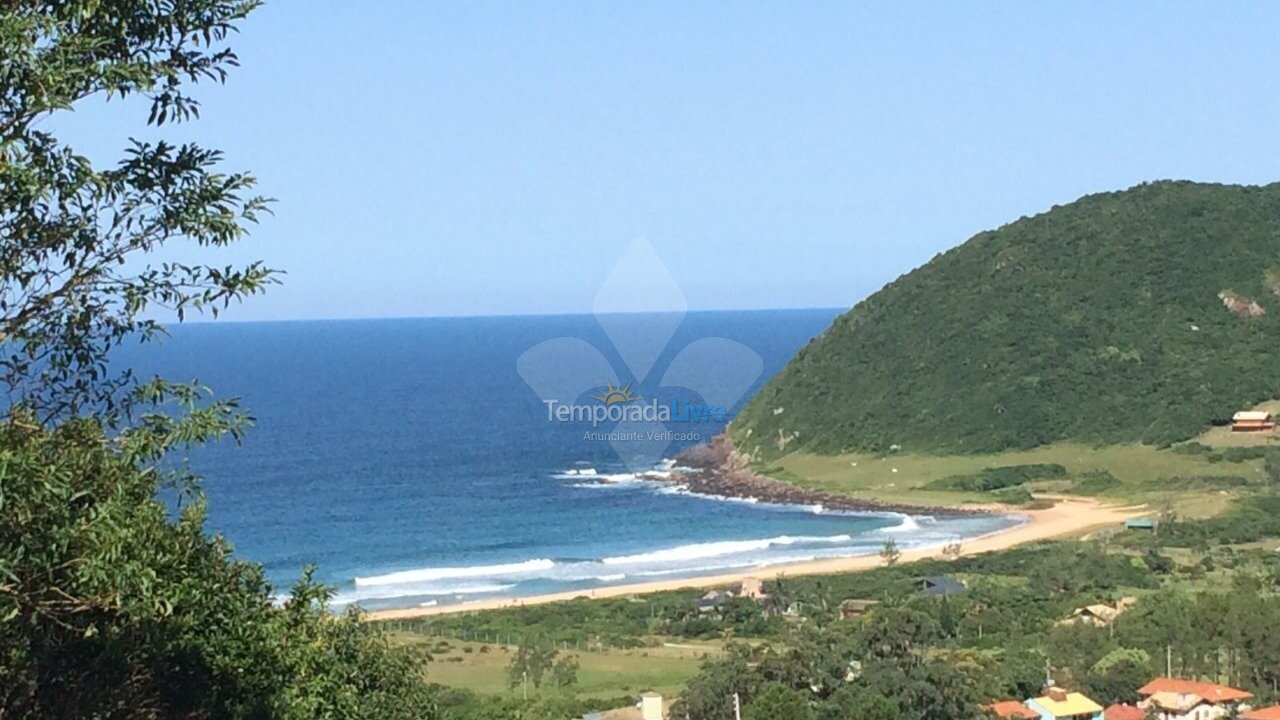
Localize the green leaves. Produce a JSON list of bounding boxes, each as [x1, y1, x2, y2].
[[733, 181, 1280, 455], [0, 3, 441, 718], [1, 1, 278, 421]]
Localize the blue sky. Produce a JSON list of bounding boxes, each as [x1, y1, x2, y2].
[[54, 2, 1280, 320]]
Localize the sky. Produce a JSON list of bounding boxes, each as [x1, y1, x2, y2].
[[52, 1, 1280, 321]]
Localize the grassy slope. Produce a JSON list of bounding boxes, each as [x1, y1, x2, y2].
[[733, 181, 1280, 457], [760, 442, 1262, 518], [390, 636, 714, 699]]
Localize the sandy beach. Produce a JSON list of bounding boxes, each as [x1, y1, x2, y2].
[[364, 496, 1146, 621]]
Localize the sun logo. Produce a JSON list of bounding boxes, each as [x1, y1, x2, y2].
[[590, 381, 640, 405]]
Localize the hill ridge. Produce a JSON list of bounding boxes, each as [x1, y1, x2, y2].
[[731, 180, 1280, 456]]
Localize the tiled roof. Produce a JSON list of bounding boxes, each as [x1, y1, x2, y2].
[[1138, 677, 1252, 704], [1242, 706, 1280, 720], [986, 701, 1039, 719], [1104, 704, 1146, 720], [1031, 691, 1104, 717]]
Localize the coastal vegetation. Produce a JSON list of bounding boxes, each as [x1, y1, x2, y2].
[[395, 510, 1280, 719], [732, 181, 1280, 455], [0, 3, 435, 717], [753, 441, 1272, 516]]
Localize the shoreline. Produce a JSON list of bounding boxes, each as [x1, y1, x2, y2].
[[364, 495, 1146, 621]]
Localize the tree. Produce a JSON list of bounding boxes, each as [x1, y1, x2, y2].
[[1, 1, 276, 423], [880, 538, 902, 567], [507, 640, 558, 691], [670, 647, 762, 720], [1085, 648, 1153, 705], [744, 683, 813, 720], [819, 687, 902, 720], [0, 3, 434, 718], [552, 655, 580, 689]]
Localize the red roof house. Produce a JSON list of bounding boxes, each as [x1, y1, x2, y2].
[[986, 700, 1040, 719], [1242, 707, 1280, 720], [1138, 678, 1252, 719], [1104, 704, 1146, 720]]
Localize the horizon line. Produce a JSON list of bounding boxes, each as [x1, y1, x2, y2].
[[177, 305, 849, 326]]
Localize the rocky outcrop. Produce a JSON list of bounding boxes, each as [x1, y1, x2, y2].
[[668, 436, 992, 517]]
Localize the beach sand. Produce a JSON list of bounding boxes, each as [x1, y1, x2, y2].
[[364, 496, 1146, 621]]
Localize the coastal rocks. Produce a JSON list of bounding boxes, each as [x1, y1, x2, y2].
[[668, 436, 991, 517]]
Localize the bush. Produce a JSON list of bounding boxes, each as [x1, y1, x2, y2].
[[1069, 470, 1122, 495], [926, 464, 1067, 492]]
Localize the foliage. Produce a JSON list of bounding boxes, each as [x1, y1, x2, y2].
[[1120, 495, 1280, 548], [669, 647, 762, 720], [925, 464, 1067, 492], [1068, 470, 1122, 495], [1085, 648, 1153, 705], [880, 538, 902, 566], [506, 639, 560, 690], [733, 181, 1280, 455], [0, 0, 276, 422], [744, 683, 813, 720], [552, 655, 580, 688], [0, 420, 436, 718], [0, 3, 437, 717]]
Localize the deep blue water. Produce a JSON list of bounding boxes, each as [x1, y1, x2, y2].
[[116, 310, 1017, 609]]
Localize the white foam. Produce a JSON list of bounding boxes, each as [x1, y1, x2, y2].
[[879, 514, 922, 533], [601, 535, 853, 566], [331, 581, 518, 606], [354, 559, 555, 586]]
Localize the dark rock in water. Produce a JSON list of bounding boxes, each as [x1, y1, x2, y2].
[[668, 436, 991, 517]]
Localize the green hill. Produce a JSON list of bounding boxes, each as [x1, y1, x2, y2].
[[732, 181, 1280, 456]]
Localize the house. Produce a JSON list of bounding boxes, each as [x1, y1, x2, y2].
[[1231, 411, 1276, 432], [1026, 688, 1104, 720], [1137, 677, 1252, 720], [738, 577, 767, 600], [695, 591, 731, 613], [1104, 704, 1146, 720], [985, 700, 1040, 719], [1124, 518, 1158, 532], [920, 575, 966, 596], [1063, 597, 1138, 627], [1241, 707, 1280, 720], [839, 599, 880, 619]]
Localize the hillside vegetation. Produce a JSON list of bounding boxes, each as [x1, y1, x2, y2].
[[733, 181, 1280, 455]]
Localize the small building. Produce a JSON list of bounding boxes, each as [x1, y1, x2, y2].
[[839, 598, 881, 619], [738, 577, 767, 600], [1026, 688, 1104, 720], [696, 591, 731, 613], [1063, 597, 1137, 627], [1231, 411, 1276, 432], [1103, 704, 1145, 720], [920, 575, 966, 597], [1242, 707, 1280, 720], [986, 700, 1040, 719], [1125, 518, 1158, 532], [1137, 677, 1252, 720]]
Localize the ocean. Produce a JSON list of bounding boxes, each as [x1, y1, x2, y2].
[[117, 310, 1018, 609]]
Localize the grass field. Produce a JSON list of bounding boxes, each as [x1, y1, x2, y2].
[[389, 634, 718, 699], [759, 442, 1265, 518]]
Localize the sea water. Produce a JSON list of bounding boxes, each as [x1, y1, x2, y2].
[[115, 310, 1018, 609]]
